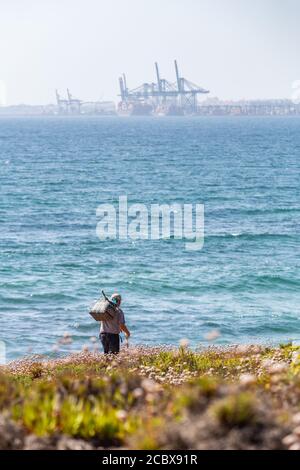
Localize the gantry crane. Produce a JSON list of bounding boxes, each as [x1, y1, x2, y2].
[[118, 60, 209, 114]]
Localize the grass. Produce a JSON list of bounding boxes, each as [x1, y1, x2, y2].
[[1, 344, 300, 449], [212, 393, 256, 427]]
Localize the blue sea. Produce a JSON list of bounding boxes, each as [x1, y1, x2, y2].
[[0, 116, 299, 361]]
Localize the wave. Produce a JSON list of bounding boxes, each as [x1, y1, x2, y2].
[[0, 292, 79, 304], [205, 232, 298, 241], [208, 274, 300, 293], [209, 207, 300, 216]]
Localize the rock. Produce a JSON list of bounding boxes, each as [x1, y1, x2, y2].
[[292, 426, 300, 437], [289, 443, 300, 451], [24, 434, 94, 450], [56, 436, 94, 450], [0, 414, 24, 450], [141, 378, 159, 393], [24, 435, 57, 450], [282, 434, 298, 447], [292, 413, 300, 425]]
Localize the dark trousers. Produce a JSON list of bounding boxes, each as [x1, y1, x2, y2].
[[100, 333, 120, 354]]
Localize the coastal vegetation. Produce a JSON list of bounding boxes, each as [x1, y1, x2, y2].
[[1, 344, 300, 450]]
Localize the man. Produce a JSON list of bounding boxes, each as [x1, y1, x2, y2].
[[100, 293, 130, 354]]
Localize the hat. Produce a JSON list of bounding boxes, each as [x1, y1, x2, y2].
[[111, 293, 122, 305]]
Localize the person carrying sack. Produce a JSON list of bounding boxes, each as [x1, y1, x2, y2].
[[90, 291, 130, 354]]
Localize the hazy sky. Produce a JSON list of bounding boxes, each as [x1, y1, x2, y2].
[[0, 0, 299, 105]]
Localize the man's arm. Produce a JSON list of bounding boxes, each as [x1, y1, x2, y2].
[[120, 323, 131, 338]]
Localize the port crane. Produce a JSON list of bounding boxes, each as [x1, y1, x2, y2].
[[55, 89, 82, 114], [67, 89, 82, 114], [55, 90, 69, 114], [118, 60, 209, 114]]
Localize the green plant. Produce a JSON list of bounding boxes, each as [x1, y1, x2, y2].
[[212, 393, 256, 427]]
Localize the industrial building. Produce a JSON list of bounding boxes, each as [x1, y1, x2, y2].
[[1, 66, 300, 117], [55, 89, 116, 115]]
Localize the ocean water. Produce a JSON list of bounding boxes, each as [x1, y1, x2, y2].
[[0, 116, 299, 361]]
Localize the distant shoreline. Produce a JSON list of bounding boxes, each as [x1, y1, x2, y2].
[[1, 113, 300, 119], [1, 98, 300, 118]]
